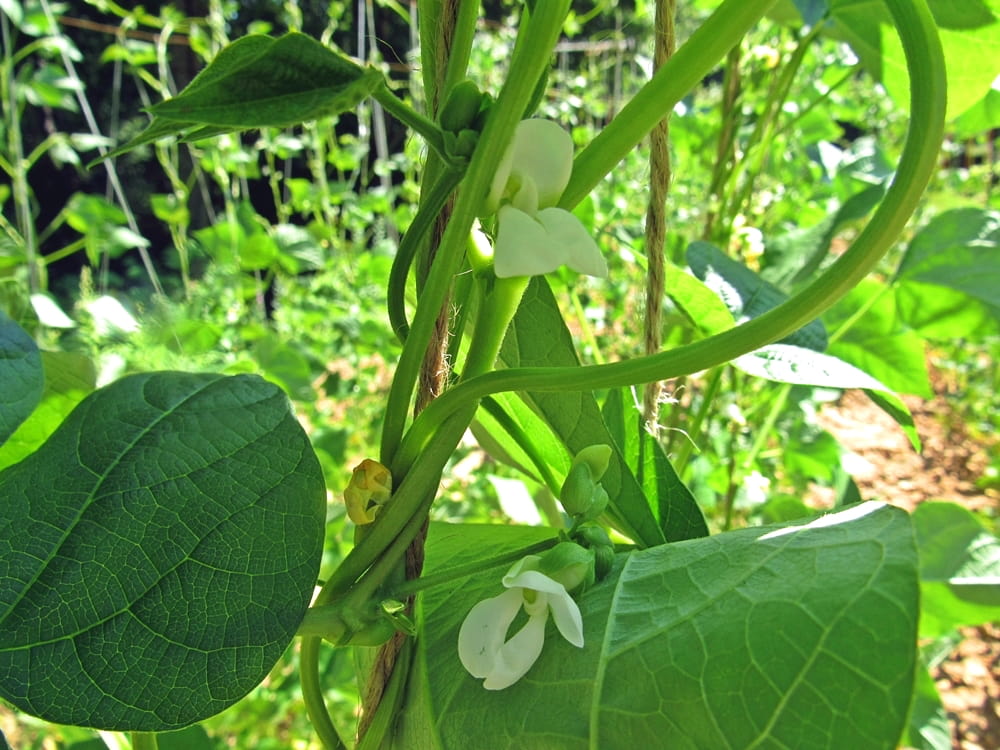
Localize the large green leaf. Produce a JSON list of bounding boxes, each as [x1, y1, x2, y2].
[[501, 278, 665, 548], [823, 279, 932, 398], [397, 502, 918, 749], [829, 0, 1000, 120], [0, 310, 42, 445], [103, 33, 383, 160], [0, 372, 326, 731], [912, 501, 1000, 638], [894, 207, 1000, 324]]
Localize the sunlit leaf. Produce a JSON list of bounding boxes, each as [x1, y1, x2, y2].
[[399, 503, 918, 749]]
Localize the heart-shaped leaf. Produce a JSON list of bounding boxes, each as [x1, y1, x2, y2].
[[398, 502, 918, 749], [0, 372, 326, 731]]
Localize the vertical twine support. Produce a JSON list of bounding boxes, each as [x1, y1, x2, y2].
[[642, 0, 676, 433], [357, 0, 459, 741]]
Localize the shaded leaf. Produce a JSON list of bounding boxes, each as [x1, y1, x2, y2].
[[687, 241, 828, 351], [895, 207, 1000, 320], [0, 372, 326, 730], [0, 310, 43, 446], [913, 501, 1000, 637]]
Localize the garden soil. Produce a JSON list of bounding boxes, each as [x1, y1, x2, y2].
[[817, 384, 999, 750]]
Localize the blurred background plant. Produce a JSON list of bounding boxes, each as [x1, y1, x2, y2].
[[1, 0, 998, 747]]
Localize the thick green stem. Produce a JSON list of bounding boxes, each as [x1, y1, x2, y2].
[[387, 168, 465, 341], [398, 0, 946, 474], [561, 0, 780, 210], [379, 0, 572, 467], [130, 733, 159, 750]]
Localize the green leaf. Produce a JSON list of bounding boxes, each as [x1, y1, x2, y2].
[[0, 310, 43, 446], [501, 278, 665, 547], [601, 388, 708, 542], [0, 372, 326, 730], [829, 1, 1000, 120], [952, 81, 1000, 136], [664, 262, 735, 338], [895, 207, 1000, 322], [913, 501, 1000, 638], [100, 33, 383, 162], [687, 241, 829, 351], [901, 665, 951, 750], [824, 279, 933, 398], [398, 502, 918, 749], [472, 392, 571, 488], [733, 343, 920, 450], [0, 351, 96, 470]]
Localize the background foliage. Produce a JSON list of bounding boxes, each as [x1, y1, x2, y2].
[[1, 0, 998, 748]]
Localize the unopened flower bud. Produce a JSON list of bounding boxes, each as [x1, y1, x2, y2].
[[344, 458, 392, 525], [572, 524, 615, 581], [538, 542, 595, 594], [573, 444, 612, 482], [439, 79, 486, 133], [559, 445, 612, 520]]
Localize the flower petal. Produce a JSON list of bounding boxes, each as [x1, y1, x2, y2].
[[493, 206, 569, 278], [457, 588, 524, 679], [503, 568, 569, 597], [507, 119, 574, 208], [546, 587, 585, 648], [536, 208, 608, 278], [483, 611, 548, 690], [483, 139, 517, 216]]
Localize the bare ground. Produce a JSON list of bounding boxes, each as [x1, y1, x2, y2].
[[816, 385, 999, 750]]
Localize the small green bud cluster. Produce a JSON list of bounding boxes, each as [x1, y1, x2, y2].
[[559, 444, 612, 521], [439, 79, 492, 159], [572, 524, 615, 581]]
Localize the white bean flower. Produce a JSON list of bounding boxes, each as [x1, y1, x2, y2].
[[457, 554, 584, 690], [483, 119, 607, 279]]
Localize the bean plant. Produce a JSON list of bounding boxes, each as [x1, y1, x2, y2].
[[3, 0, 998, 749]]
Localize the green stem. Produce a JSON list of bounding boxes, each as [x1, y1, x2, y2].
[[390, 537, 561, 597], [299, 635, 348, 750], [300, 409, 471, 744], [371, 81, 455, 166], [379, 0, 572, 467], [42, 238, 87, 265], [462, 276, 530, 378], [561, 0, 780, 210], [743, 382, 792, 472], [390, 276, 528, 476], [130, 733, 159, 750], [399, 0, 946, 474], [387, 168, 464, 342]]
